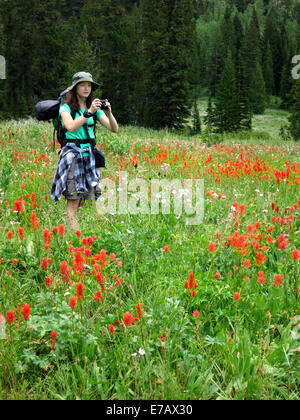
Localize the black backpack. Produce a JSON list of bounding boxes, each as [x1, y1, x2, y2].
[[34, 89, 96, 150], [35, 91, 106, 167]]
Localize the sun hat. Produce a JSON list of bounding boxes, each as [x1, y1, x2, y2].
[[67, 71, 99, 91]]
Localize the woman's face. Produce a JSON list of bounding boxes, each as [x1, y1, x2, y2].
[[76, 82, 92, 100]]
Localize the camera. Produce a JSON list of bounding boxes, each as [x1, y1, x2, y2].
[[100, 99, 109, 110]]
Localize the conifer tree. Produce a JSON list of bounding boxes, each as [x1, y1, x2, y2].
[[249, 62, 266, 114], [263, 42, 275, 99], [288, 78, 300, 141], [210, 52, 239, 133], [191, 99, 201, 134], [140, 0, 196, 130]]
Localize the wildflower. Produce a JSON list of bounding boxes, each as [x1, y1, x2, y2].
[[243, 259, 251, 268], [233, 292, 241, 301], [22, 303, 30, 321], [208, 242, 217, 252], [76, 282, 84, 300], [123, 311, 133, 327], [17, 227, 25, 240], [273, 274, 284, 287], [6, 310, 15, 323], [60, 261, 70, 284], [45, 276, 53, 286], [109, 253, 116, 261], [68, 296, 77, 309], [214, 272, 221, 279], [75, 230, 81, 238], [6, 230, 13, 239], [185, 271, 198, 292], [51, 331, 57, 350], [291, 249, 299, 261], [93, 290, 102, 301], [192, 310, 200, 318], [138, 348, 145, 356], [163, 245, 169, 252], [257, 271, 267, 285], [160, 333, 166, 342], [58, 224, 65, 238], [41, 257, 51, 271], [108, 324, 115, 333], [135, 302, 143, 320]]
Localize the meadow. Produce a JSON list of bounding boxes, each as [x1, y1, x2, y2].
[[0, 100, 299, 400]]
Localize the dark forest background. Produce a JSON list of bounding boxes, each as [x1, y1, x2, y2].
[[0, 0, 300, 136]]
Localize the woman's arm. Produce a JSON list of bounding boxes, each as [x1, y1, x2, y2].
[[98, 100, 118, 133], [60, 111, 89, 133]]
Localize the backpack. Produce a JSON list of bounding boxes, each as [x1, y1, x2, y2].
[[34, 91, 106, 168], [34, 89, 97, 151]]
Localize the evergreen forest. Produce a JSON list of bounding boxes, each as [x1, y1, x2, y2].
[[0, 0, 300, 137]]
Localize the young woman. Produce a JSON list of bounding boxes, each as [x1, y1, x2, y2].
[[51, 71, 118, 231]]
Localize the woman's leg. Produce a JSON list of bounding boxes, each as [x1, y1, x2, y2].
[[66, 199, 82, 231]]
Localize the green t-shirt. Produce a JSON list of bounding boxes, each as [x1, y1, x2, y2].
[[59, 104, 104, 157]]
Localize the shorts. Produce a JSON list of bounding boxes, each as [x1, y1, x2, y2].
[[63, 157, 101, 201]]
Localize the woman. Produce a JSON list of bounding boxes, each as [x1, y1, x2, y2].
[[51, 71, 118, 231]]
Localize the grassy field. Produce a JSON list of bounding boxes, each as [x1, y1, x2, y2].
[[0, 101, 299, 400]]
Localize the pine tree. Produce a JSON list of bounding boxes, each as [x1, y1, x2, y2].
[[204, 95, 214, 132], [263, 7, 284, 95], [235, 59, 252, 130], [141, 0, 196, 130], [263, 42, 275, 99], [240, 11, 262, 88], [288, 78, 300, 141], [65, 25, 97, 86], [191, 99, 201, 134], [210, 52, 239, 133], [249, 61, 266, 114]]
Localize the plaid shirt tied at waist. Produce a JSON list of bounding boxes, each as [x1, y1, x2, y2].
[[51, 143, 100, 203]]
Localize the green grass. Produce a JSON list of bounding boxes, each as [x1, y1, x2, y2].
[[0, 104, 299, 400]]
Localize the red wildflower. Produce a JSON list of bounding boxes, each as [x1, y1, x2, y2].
[[68, 296, 77, 309], [192, 310, 200, 318], [233, 292, 241, 301], [45, 276, 53, 286], [6, 310, 15, 323], [291, 249, 299, 261], [257, 271, 267, 285], [108, 324, 115, 333], [75, 230, 81, 238], [208, 241, 217, 252], [93, 290, 102, 301], [123, 311, 133, 327], [135, 303, 143, 320], [58, 224, 65, 238], [160, 333, 166, 342], [76, 282, 84, 300], [273, 274, 284, 287], [17, 227, 25, 240], [6, 231, 13, 239], [215, 272, 221, 279], [22, 303, 30, 321], [243, 259, 251, 268], [51, 331, 57, 350], [163, 245, 169, 252], [109, 253, 116, 261], [60, 261, 70, 284]]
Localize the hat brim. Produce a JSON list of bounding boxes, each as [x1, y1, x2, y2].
[[68, 79, 99, 92]]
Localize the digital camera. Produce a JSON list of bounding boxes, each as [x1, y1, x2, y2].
[[100, 99, 109, 110]]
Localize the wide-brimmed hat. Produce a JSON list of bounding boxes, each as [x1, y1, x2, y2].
[[67, 71, 99, 91]]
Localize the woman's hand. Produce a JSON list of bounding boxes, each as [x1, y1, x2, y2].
[[89, 99, 101, 114], [89, 98, 112, 115]]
